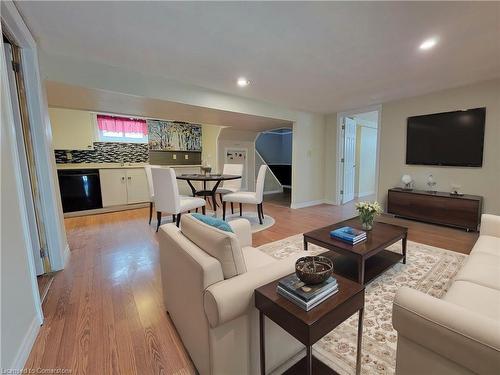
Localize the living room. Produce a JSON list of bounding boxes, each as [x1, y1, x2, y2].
[[2, 1, 499, 374]]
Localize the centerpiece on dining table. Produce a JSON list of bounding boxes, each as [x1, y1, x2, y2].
[[355, 201, 383, 231]]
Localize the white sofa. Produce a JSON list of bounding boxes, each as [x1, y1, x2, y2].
[[158, 214, 307, 375], [393, 214, 500, 374]]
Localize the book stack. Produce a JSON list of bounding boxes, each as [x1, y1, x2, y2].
[[330, 226, 367, 245], [277, 274, 338, 311]]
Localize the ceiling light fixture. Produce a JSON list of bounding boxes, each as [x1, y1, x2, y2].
[[419, 37, 438, 51], [237, 77, 250, 87]]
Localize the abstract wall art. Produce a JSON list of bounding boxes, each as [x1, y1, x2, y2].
[[147, 120, 202, 151]]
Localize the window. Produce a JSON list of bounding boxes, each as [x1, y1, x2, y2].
[[96, 114, 148, 143]]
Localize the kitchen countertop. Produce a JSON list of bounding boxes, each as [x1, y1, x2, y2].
[[56, 163, 202, 170]]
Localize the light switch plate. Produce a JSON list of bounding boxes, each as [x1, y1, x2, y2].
[[173, 154, 177, 160], [185, 154, 189, 160]]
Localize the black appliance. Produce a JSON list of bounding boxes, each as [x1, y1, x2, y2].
[[58, 169, 103, 212], [406, 107, 486, 167]]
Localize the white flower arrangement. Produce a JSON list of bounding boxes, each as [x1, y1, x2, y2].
[[355, 201, 383, 229]]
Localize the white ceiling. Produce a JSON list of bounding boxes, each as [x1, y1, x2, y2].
[[17, 1, 500, 114]]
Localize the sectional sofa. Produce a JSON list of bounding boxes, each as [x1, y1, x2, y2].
[[393, 214, 500, 374]]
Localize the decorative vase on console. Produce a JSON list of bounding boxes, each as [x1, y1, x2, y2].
[[401, 174, 413, 190], [427, 174, 437, 193], [355, 201, 382, 231]]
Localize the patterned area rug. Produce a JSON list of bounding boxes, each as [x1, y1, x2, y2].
[[258, 234, 467, 374]]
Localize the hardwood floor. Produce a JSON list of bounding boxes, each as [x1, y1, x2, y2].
[[25, 201, 478, 373]]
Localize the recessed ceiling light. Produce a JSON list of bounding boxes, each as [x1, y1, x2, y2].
[[419, 37, 438, 51], [237, 77, 250, 87]]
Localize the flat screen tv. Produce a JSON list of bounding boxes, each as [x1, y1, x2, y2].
[[406, 107, 485, 167]]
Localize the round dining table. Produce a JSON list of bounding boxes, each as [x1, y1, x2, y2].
[[176, 173, 241, 217]]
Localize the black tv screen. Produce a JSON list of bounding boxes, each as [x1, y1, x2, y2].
[[406, 107, 485, 167]]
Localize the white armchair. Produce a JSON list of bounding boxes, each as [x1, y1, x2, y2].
[[158, 214, 307, 374], [152, 167, 206, 230]]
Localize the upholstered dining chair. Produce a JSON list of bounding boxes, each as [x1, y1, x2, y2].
[[216, 163, 243, 214], [152, 167, 206, 231], [222, 165, 267, 225], [144, 164, 161, 225]]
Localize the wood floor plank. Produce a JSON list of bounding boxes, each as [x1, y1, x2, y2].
[[24, 198, 477, 374]]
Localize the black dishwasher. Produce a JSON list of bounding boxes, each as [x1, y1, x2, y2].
[[57, 169, 103, 212]]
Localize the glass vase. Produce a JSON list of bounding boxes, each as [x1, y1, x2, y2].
[[360, 216, 374, 231]]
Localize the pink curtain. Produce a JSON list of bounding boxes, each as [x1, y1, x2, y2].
[[97, 115, 148, 135]]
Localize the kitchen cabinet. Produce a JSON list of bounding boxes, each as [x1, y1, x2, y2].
[[49, 108, 95, 150], [99, 168, 149, 207], [125, 169, 150, 204]]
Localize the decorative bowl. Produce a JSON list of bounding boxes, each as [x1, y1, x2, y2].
[[295, 256, 333, 285]]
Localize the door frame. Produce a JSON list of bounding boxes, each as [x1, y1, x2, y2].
[[335, 104, 382, 205], [2, 1, 68, 272], [341, 117, 357, 204]]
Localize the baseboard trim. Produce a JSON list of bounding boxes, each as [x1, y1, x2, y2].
[[63, 243, 71, 267], [357, 191, 375, 198], [63, 202, 149, 218], [322, 199, 337, 205], [10, 316, 41, 370], [290, 200, 325, 209], [264, 189, 284, 195]]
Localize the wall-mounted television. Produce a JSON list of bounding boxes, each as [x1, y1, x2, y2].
[[406, 107, 485, 167]]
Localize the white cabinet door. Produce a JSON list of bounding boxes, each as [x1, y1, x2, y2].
[[126, 169, 150, 204], [99, 169, 128, 207], [49, 108, 95, 150]]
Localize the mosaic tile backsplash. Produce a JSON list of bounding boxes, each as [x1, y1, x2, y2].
[[54, 142, 149, 164]]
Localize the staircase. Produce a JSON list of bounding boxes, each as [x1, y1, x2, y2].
[[255, 151, 283, 194]]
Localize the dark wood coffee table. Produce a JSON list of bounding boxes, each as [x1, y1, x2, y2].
[[303, 217, 407, 285], [255, 273, 365, 375]]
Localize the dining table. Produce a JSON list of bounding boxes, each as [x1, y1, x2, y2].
[[176, 173, 241, 217]]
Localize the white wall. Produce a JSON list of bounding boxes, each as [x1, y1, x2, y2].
[[291, 113, 327, 207], [323, 113, 338, 204], [378, 79, 500, 214], [218, 128, 258, 191], [201, 124, 222, 168], [1, 38, 42, 369]]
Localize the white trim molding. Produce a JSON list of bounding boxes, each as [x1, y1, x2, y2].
[[290, 199, 326, 209], [2, 0, 69, 272], [9, 317, 41, 370], [336, 104, 382, 206]]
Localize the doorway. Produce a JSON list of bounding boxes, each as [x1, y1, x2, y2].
[[338, 109, 380, 205], [256, 128, 292, 207], [3, 34, 53, 299]]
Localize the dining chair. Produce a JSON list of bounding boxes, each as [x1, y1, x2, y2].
[[222, 165, 267, 225], [152, 167, 206, 231], [144, 165, 161, 225], [216, 163, 243, 214]]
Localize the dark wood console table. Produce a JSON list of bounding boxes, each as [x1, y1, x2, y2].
[[387, 188, 482, 231]]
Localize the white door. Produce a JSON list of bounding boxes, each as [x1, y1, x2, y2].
[[342, 117, 357, 204], [125, 169, 150, 204], [99, 169, 128, 207]]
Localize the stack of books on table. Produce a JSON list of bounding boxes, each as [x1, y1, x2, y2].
[[330, 226, 367, 245], [277, 274, 338, 311]]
